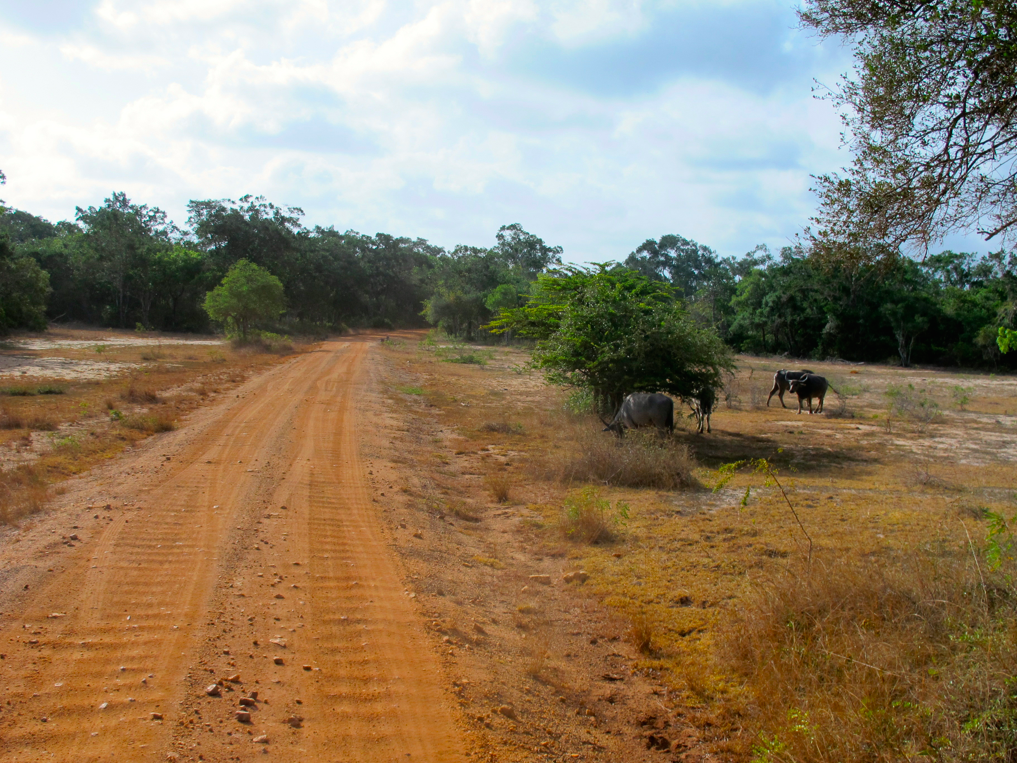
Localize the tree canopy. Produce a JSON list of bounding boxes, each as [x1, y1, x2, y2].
[[802, 0, 1017, 262], [489, 265, 733, 410], [203, 259, 285, 340]]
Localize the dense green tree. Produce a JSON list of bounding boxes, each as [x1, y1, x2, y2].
[[75, 193, 176, 328], [802, 0, 1017, 261], [203, 259, 285, 340], [490, 266, 732, 410], [0, 231, 50, 332]]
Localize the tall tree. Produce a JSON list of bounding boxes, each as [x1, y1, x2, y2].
[[75, 193, 175, 328], [0, 231, 50, 332], [489, 265, 732, 410], [203, 259, 285, 340], [802, 0, 1017, 262]]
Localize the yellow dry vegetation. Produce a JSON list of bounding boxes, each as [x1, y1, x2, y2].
[[388, 334, 1017, 762], [0, 329, 306, 524]]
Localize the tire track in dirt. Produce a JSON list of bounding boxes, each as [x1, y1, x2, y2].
[[0, 339, 464, 762]]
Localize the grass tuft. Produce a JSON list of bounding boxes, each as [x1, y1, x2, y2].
[[546, 423, 699, 490], [558, 486, 629, 544], [483, 472, 512, 503], [122, 385, 161, 404], [122, 413, 176, 433]]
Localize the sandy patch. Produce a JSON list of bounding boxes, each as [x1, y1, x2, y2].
[[11, 337, 224, 350], [0, 356, 142, 380]]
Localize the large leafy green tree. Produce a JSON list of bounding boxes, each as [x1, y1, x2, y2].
[[490, 266, 732, 410], [802, 0, 1017, 261], [0, 231, 50, 332], [76, 192, 176, 328], [203, 259, 285, 340]]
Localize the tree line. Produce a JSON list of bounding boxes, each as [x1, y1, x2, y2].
[[1, 190, 1015, 371]]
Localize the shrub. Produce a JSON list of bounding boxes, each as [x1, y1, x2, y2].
[[2, 386, 34, 396], [35, 385, 65, 395], [122, 385, 161, 404], [885, 383, 941, 432], [483, 472, 512, 503], [547, 424, 698, 491], [122, 413, 176, 433], [721, 547, 1017, 763], [558, 486, 629, 544]]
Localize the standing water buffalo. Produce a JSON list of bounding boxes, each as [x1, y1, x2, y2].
[[767, 369, 814, 408], [602, 393, 674, 436], [688, 387, 715, 434], [787, 373, 830, 414]]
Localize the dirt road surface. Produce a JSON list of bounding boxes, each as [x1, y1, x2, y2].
[[0, 338, 465, 762]]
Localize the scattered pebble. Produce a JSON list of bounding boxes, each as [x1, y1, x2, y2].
[[286, 715, 303, 728], [273, 657, 284, 666], [235, 710, 251, 723], [528, 574, 552, 586], [253, 734, 269, 744], [150, 712, 163, 721], [205, 684, 221, 697]]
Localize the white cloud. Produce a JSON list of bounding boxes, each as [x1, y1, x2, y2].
[[0, 0, 882, 260]]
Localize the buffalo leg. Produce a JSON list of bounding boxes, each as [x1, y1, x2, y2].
[[767, 383, 785, 408]]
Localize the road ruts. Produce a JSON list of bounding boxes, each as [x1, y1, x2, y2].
[[0, 338, 464, 763]]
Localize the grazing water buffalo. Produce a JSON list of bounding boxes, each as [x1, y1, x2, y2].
[[688, 387, 715, 434], [787, 373, 829, 414], [767, 369, 814, 408], [603, 393, 674, 436]]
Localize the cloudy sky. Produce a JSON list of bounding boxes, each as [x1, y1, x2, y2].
[[1, 0, 868, 262]]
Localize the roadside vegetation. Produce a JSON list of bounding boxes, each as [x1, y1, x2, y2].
[[382, 335, 1017, 762], [0, 333, 300, 525]]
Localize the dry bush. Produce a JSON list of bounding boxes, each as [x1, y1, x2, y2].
[[628, 610, 655, 654], [0, 405, 25, 429], [558, 486, 629, 544], [483, 472, 512, 503], [448, 499, 482, 522], [0, 466, 48, 525], [749, 384, 766, 410], [122, 385, 161, 404], [822, 392, 854, 419], [720, 548, 1017, 762], [122, 412, 176, 433], [546, 422, 699, 491]]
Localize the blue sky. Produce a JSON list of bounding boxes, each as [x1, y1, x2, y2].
[[0, 0, 985, 262]]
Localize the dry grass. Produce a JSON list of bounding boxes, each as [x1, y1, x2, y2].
[[558, 486, 629, 544], [121, 412, 176, 433], [0, 330, 304, 526], [546, 423, 699, 491], [483, 472, 512, 503], [721, 548, 1017, 763], [121, 384, 161, 404], [0, 405, 58, 431], [628, 610, 655, 654], [0, 466, 49, 525]]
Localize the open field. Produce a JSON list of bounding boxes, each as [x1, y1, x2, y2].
[[371, 335, 1017, 761], [0, 329, 1015, 762]]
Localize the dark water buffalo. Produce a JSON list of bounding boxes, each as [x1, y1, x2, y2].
[[688, 387, 715, 434], [787, 373, 829, 414], [603, 393, 674, 436], [767, 369, 814, 408]]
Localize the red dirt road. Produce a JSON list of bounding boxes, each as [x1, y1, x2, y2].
[[0, 339, 465, 762]]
